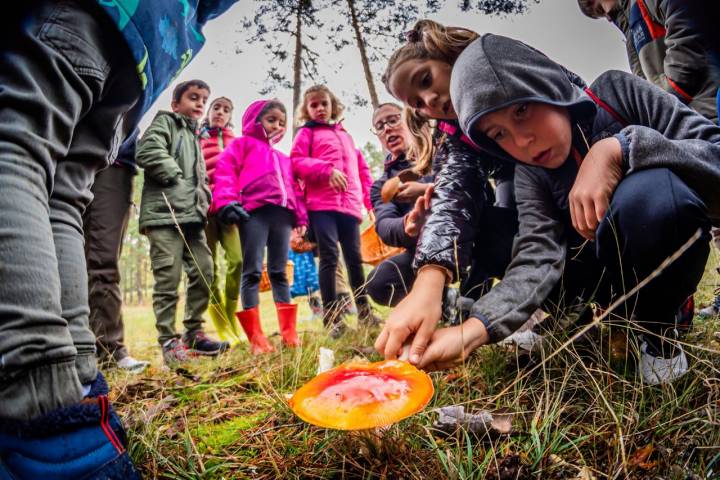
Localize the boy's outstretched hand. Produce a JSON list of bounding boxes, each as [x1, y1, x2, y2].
[[418, 318, 489, 371], [374, 266, 446, 365], [569, 137, 623, 240]]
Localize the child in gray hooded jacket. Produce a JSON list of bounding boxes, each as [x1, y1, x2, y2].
[[381, 33, 719, 386]]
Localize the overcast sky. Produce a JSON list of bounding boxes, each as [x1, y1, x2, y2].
[[140, 1, 629, 153]]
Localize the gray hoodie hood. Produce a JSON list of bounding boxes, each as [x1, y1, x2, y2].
[[450, 34, 597, 159]]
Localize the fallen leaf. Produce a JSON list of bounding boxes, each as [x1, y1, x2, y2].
[[628, 444, 656, 470]]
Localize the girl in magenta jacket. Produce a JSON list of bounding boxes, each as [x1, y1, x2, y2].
[[291, 85, 376, 336], [200, 96, 243, 346], [213, 99, 307, 354]]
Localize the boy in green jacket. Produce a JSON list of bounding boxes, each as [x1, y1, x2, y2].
[[137, 80, 228, 365]]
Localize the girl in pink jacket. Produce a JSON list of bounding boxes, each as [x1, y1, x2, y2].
[[291, 85, 376, 337], [213, 99, 307, 354], [200, 97, 243, 346]]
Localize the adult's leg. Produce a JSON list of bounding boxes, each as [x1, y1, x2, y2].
[[596, 168, 711, 348], [239, 208, 271, 309], [85, 164, 134, 363], [266, 206, 294, 304], [181, 225, 214, 335], [366, 251, 416, 307], [336, 213, 368, 308], [146, 227, 185, 346], [0, 1, 138, 420], [309, 211, 342, 311]]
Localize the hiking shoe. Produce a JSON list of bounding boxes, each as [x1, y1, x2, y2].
[[183, 330, 229, 357], [328, 321, 347, 340], [639, 334, 689, 385], [162, 337, 192, 366], [338, 292, 358, 315], [357, 304, 381, 327], [698, 294, 720, 319], [116, 356, 150, 374], [0, 373, 140, 479]]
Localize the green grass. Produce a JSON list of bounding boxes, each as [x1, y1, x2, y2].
[[109, 250, 720, 479]]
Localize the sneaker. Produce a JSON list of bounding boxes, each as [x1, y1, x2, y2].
[[697, 293, 720, 319], [162, 337, 192, 366], [183, 330, 229, 357], [116, 356, 150, 374], [328, 321, 347, 340], [0, 373, 140, 479], [639, 334, 689, 385]]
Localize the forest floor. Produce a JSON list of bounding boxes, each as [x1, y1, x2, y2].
[[108, 249, 720, 479]]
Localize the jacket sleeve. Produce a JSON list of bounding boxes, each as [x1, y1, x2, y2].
[[293, 179, 308, 227], [655, 0, 709, 101], [356, 148, 374, 211], [469, 166, 566, 343], [136, 116, 182, 185], [290, 128, 334, 183], [211, 137, 244, 211], [595, 71, 720, 224], [412, 137, 489, 280]]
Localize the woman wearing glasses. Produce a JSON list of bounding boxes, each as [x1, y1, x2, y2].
[[365, 103, 433, 307]]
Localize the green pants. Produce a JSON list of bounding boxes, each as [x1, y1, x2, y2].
[[205, 216, 243, 341], [146, 225, 213, 345]]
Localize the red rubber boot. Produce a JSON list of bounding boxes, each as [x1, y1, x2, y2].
[[276, 302, 300, 347], [236, 307, 275, 354]]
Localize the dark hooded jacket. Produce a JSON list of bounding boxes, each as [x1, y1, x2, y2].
[[370, 153, 426, 250], [450, 34, 720, 342], [412, 122, 510, 280]]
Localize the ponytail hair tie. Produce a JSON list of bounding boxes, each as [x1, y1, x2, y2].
[[404, 29, 421, 43]]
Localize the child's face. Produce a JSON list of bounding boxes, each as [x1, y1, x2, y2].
[[208, 99, 232, 128], [306, 92, 332, 122], [388, 59, 455, 120], [372, 105, 407, 158], [260, 107, 287, 143], [475, 102, 572, 170], [172, 85, 209, 120], [587, 0, 620, 19]]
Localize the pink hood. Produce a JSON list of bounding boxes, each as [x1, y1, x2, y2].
[[211, 100, 307, 225], [290, 122, 373, 221]]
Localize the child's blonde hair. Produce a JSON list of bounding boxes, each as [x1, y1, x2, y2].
[[296, 85, 345, 126], [202, 96, 234, 129], [382, 20, 478, 173]]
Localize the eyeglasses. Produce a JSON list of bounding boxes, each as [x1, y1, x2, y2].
[[371, 114, 402, 135]]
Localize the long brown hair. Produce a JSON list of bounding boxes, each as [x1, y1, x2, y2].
[[382, 20, 478, 172]]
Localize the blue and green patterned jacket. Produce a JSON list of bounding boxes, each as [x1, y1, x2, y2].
[[96, 1, 239, 116]]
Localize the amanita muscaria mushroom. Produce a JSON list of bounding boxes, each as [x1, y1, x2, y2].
[[289, 360, 434, 430]]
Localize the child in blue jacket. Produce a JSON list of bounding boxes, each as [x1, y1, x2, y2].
[[0, 2, 237, 477]]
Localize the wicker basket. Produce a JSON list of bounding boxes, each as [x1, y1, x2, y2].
[[259, 260, 295, 293], [360, 223, 404, 266]]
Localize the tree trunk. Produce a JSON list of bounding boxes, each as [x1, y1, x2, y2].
[[346, 0, 379, 110], [292, 0, 304, 137]]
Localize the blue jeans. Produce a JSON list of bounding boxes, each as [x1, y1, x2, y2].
[[0, 1, 140, 420]]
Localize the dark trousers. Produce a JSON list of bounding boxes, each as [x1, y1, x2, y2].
[[309, 211, 368, 313], [0, 1, 139, 420], [239, 205, 293, 308], [84, 164, 134, 362], [546, 168, 710, 347], [366, 206, 518, 306]]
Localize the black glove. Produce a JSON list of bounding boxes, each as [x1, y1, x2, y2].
[[218, 202, 250, 224]]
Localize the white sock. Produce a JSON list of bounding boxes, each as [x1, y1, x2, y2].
[[81, 383, 92, 397]]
